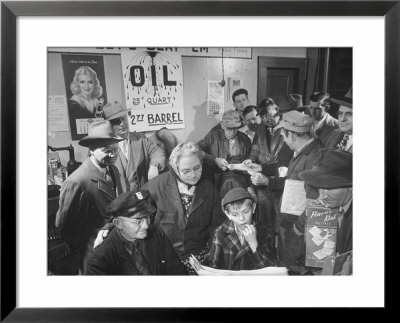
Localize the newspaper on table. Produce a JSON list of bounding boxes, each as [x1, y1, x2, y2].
[[189, 256, 288, 276]]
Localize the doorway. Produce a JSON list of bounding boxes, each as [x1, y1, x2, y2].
[[257, 57, 307, 104]]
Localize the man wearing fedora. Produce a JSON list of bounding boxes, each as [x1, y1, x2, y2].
[[86, 190, 187, 275], [326, 88, 353, 152], [103, 101, 166, 193], [198, 109, 253, 197], [55, 120, 124, 274], [309, 91, 339, 146], [296, 149, 353, 272]]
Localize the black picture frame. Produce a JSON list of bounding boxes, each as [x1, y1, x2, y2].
[[1, 1, 399, 321]]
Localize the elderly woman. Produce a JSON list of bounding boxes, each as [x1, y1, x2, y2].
[[142, 142, 225, 273], [93, 142, 225, 274], [69, 66, 104, 120]]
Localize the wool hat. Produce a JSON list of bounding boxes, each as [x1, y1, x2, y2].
[[78, 120, 124, 147], [274, 110, 313, 133], [298, 149, 352, 188], [106, 190, 156, 218], [222, 187, 254, 209], [331, 87, 353, 109], [103, 101, 129, 120], [221, 109, 243, 128]]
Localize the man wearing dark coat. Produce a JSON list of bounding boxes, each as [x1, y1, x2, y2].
[[86, 190, 187, 275], [55, 120, 124, 273]]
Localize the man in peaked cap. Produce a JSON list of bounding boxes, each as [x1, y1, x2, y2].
[[327, 88, 353, 152], [103, 101, 166, 193], [269, 111, 324, 271], [86, 190, 187, 275], [197, 109, 253, 197], [56, 120, 124, 274]]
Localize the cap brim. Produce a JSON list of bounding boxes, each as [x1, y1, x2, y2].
[[299, 170, 352, 189], [79, 135, 124, 147], [106, 110, 128, 120]]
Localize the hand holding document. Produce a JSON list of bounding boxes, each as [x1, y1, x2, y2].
[[189, 256, 288, 276], [227, 162, 261, 176]]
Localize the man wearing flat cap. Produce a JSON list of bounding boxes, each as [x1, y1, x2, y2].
[[271, 111, 324, 272], [293, 149, 353, 274], [198, 109, 253, 197], [56, 120, 124, 273], [103, 101, 166, 193], [86, 190, 187, 275]]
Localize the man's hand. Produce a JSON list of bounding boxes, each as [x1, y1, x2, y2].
[[242, 224, 258, 253], [148, 164, 159, 181], [243, 159, 262, 173], [215, 158, 229, 171], [93, 230, 109, 249], [242, 159, 252, 166], [250, 173, 269, 186]]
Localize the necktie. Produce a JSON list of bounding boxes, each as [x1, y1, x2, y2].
[[338, 134, 349, 150], [104, 166, 113, 183], [132, 240, 151, 275]]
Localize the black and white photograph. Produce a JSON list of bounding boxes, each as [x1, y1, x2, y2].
[[48, 47, 353, 277], [3, 3, 395, 316]]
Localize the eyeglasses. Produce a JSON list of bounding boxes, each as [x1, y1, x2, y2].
[[120, 215, 151, 226], [235, 98, 248, 104], [110, 117, 128, 127], [180, 165, 202, 177]]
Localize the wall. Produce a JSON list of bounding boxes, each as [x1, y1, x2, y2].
[[48, 47, 306, 165]]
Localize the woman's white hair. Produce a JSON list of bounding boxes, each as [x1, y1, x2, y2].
[[168, 141, 203, 170]]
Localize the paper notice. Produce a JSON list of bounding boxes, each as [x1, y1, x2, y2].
[[48, 95, 70, 132], [207, 81, 224, 115]]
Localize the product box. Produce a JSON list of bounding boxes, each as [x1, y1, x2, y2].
[[305, 205, 339, 268]]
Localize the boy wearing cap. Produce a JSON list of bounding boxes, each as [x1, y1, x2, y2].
[[56, 120, 124, 273], [204, 187, 277, 270], [198, 109, 253, 197], [103, 101, 166, 193], [86, 190, 187, 275]]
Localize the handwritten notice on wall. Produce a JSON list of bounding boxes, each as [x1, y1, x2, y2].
[[121, 49, 185, 132], [48, 95, 70, 132]]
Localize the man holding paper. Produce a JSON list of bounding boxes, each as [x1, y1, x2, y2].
[[272, 111, 323, 274]]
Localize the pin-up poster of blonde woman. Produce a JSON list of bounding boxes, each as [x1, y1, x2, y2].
[[62, 54, 108, 140]]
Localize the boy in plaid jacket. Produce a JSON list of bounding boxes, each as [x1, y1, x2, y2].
[[204, 187, 277, 270]]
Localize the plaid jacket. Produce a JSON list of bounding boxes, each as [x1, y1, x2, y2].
[[204, 220, 277, 270]]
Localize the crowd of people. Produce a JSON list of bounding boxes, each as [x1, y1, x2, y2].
[[54, 87, 353, 276]]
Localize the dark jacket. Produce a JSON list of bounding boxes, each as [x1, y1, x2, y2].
[[142, 172, 225, 257], [86, 226, 187, 275], [204, 220, 277, 270], [197, 129, 252, 167], [311, 114, 338, 147], [114, 132, 166, 193], [55, 158, 123, 271]]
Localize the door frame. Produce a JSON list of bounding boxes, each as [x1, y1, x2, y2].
[[257, 57, 308, 105]]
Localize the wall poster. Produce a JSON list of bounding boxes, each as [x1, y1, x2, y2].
[[121, 49, 185, 132], [61, 54, 107, 140]]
